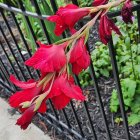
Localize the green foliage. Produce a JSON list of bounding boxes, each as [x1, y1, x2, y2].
[[115, 117, 123, 125], [91, 43, 111, 78], [110, 79, 137, 112], [128, 114, 140, 126], [16, 0, 61, 52], [0, 0, 17, 6], [1, 0, 61, 52], [79, 69, 93, 88], [77, 0, 93, 7], [109, 17, 140, 125], [110, 89, 119, 112], [77, 11, 140, 125]]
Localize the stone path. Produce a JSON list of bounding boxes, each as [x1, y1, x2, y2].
[[0, 98, 51, 140]]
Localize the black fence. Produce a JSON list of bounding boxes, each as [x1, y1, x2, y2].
[[0, 0, 140, 140]]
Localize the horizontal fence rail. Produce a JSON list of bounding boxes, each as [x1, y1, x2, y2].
[[0, 1, 140, 140]]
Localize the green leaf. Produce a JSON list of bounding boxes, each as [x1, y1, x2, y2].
[[131, 93, 140, 114], [125, 36, 131, 48], [110, 90, 119, 113], [115, 117, 123, 125], [121, 78, 137, 98], [119, 55, 130, 63], [100, 69, 110, 77], [128, 114, 140, 126]]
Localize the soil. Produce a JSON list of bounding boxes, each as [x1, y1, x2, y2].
[[1, 15, 140, 140]]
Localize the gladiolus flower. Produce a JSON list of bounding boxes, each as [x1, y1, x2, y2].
[[48, 74, 85, 109], [121, 0, 133, 24], [70, 37, 90, 75], [9, 75, 42, 108], [92, 0, 108, 6], [99, 15, 121, 45], [48, 4, 90, 36], [25, 42, 67, 73], [16, 105, 36, 130]]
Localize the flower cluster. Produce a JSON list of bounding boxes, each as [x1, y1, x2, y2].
[[9, 0, 133, 130]]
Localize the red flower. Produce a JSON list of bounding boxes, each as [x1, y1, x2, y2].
[[48, 74, 85, 109], [48, 4, 90, 36], [99, 15, 121, 45], [121, 0, 133, 24], [9, 75, 42, 108], [70, 37, 90, 75], [16, 105, 36, 130], [92, 0, 108, 6], [25, 42, 67, 73]]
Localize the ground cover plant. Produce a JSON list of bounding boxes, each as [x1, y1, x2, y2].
[[1, 0, 139, 130], [79, 10, 140, 125]]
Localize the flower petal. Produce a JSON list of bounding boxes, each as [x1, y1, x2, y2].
[[51, 94, 70, 110], [16, 105, 36, 130], [25, 43, 67, 73], [9, 86, 42, 108], [10, 75, 36, 89], [92, 0, 108, 6], [38, 99, 47, 113]]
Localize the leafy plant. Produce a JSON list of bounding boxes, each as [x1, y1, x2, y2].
[[109, 16, 140, 125]]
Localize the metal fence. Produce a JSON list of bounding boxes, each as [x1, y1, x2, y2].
[[0, 0, 140, 140]]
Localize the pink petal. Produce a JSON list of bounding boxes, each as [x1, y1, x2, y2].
[[9, 86, 42, 108], [10, 75, 36, 89]]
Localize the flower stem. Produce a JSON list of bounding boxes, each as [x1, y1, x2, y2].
[[130, 43, 136, 80]]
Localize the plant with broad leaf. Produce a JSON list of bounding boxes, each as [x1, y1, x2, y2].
[[9, 0, 134, 129]]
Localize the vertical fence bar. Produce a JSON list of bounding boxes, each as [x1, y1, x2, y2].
[[0, 41, 20, 80], [0, 61, 16, 93], [0, 77, 15, 94], [32, 0, 52, 44], [18, 0, 41, 77], [137, 9, 140, 39], [61, 109, 71, 128], [74, 76, 97, 139], [0, 57, 16, 91], [0, 63, 11, 87], [0, 70, 5, 82], [71, 0, 78, 5], [86, 46, 112, 140], [9, 12, 34, 79], [50, 0, 57, 13], [5, 2, 38, 79], [0, 10, 32, 80], [49, 1, 96, 138], [69, 102, 85, 138], [108, 37, 131, 140], [71, 0, 111, 139], [49, 0, 85, 135], [0, 26, 26, 80], [10, 13, 32, 57], [18, 0, 39, 49], [48, 100, 64, 131]]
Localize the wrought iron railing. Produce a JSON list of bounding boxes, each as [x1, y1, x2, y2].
[[0, 0, 140, 140]]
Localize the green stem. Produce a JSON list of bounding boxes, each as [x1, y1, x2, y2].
[[130, 42, 136, 80]]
